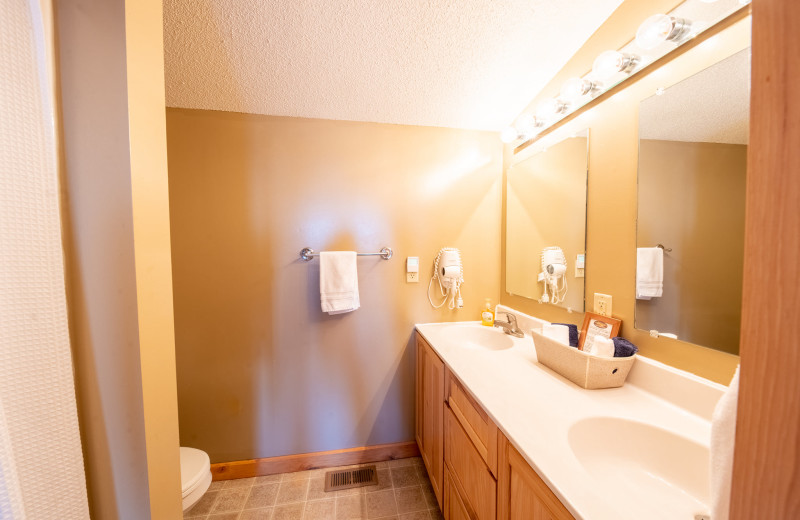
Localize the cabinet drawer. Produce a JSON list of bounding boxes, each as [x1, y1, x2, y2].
[[447, 371, 498, 476], [444, 406, 496, 520]]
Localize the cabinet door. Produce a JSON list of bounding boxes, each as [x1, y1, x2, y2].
[[416, 333, 444, 508], [444, 407, 496, 520], [497, 433, 574, 520], [444, 464, 474, 520]]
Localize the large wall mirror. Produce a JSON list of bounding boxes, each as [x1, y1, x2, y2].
[[635, 48, 750, 355], [506, 130, 588, 312]]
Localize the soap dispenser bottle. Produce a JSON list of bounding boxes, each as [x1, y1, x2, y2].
[[481, 299, 495, 327]]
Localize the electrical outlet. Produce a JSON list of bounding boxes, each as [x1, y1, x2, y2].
[[594, 293, 613, 316], [406, 272, 419, 283]]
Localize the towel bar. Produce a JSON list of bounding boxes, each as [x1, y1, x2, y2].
[[300, 247, 393, 261], [656, 243, 673, 252]]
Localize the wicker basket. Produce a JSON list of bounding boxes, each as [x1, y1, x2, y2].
[[531, 331, 636, 389]]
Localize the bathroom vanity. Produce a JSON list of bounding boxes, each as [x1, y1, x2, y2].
[[415, 307, 726, 520]]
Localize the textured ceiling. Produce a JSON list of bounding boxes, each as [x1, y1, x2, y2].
[[163, 0, 625, 131], [640, 48, 750, 145]]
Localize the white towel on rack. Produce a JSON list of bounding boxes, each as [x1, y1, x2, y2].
[[636, 247, 663, 299], [320, 251, 360, 314]]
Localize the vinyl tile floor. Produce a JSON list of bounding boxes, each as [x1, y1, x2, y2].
[[184, 456, 444, 520]]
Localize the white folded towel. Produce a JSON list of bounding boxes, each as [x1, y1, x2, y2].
[[542, 324, 570, 346], [710, 365, 740, 520], [320, 251, 360, 314], [587, 336, 615, 357], [636, 247, 664, 299]]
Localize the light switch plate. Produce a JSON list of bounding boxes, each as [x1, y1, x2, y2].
[[594, 293, 612, 316]]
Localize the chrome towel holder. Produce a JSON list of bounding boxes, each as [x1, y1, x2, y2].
[[657, 243, 673, 252], [300, 247, 393, 261]]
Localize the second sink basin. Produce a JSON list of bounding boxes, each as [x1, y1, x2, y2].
[[441, 323, 517, 351], [568, 417, 710, 519]]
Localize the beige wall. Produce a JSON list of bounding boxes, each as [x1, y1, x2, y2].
[[506, 136, 587, 311], [501, 15, 750, 385], [637, 140, 746, 354], [56, 0, 181, 517], [166, 109, 502, 462]]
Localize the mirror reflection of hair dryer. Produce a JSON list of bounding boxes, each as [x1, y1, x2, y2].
[[428, 248, 464, 310], [540, 247, 568, 305]]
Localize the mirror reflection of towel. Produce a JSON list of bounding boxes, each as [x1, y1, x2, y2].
[[320, 251, 360, 314], [636, 247, 663, 299]]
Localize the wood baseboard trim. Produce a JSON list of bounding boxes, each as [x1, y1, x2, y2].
[[210, 441, 421, 481]]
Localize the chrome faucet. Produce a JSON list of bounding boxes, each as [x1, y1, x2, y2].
[[493, 312, 524, 338]]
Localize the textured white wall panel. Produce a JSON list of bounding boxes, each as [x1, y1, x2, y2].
[[0, 1, 90, 518], [164, 0, 625, 130]]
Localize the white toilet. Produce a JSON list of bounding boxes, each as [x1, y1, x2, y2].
[[180, 447, 212, 511]]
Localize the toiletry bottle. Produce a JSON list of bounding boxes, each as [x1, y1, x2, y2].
[[481, 299, 495, 327]]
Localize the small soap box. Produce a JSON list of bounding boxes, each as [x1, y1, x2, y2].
[[531, 330, 636, 390]]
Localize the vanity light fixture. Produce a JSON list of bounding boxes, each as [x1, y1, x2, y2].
[[591, 50, 641, 81], [560, 78, 602, 104], [536, 98, 569, 121], [635, 14, 694, 50]]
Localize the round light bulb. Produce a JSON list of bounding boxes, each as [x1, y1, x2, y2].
[[515, 114, 539, 139], [500, 126, 519, 144], [592, 50, 638, 81], [636, 14, 692, 50], [560, 77, 599, 103], [535, 98, 566, 121]]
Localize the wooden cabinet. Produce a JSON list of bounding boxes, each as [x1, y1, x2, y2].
[[416, 333, 444, 508], [444, 406, 497, 520], [497, 433, 575, 520], [417, 331, 574, 520]]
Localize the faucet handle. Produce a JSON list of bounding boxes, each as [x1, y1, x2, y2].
[[502, 312, 518, 325]]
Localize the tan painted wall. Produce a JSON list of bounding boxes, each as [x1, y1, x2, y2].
[[56, 0, 181, 517], [501, 14, 750, 384], [506, 136, 587, 311], [636, 140, 746, 354], [166, 109, 502, 462]]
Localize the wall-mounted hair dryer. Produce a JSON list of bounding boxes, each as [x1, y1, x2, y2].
[[539, 246, 568, 305], [428, 248, 464, 309]]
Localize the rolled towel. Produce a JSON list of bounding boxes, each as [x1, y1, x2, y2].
[[542, 324, 571, 346], [553, 323, 579, 348], [611, 337, 639, 358], [588, 336, 615, 357]]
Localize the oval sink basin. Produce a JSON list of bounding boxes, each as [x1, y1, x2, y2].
[[568, 417, 710, 519], [442, 324, 516, 351]]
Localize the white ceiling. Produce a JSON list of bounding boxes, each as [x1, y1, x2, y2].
[[163, 0, 625, 131], [639, 48, 750, 145]]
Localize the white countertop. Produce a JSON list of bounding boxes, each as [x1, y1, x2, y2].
[[416, 308, 727, 520]]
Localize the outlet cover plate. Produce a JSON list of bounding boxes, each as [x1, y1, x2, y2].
[[594, 293, 612, 316]]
